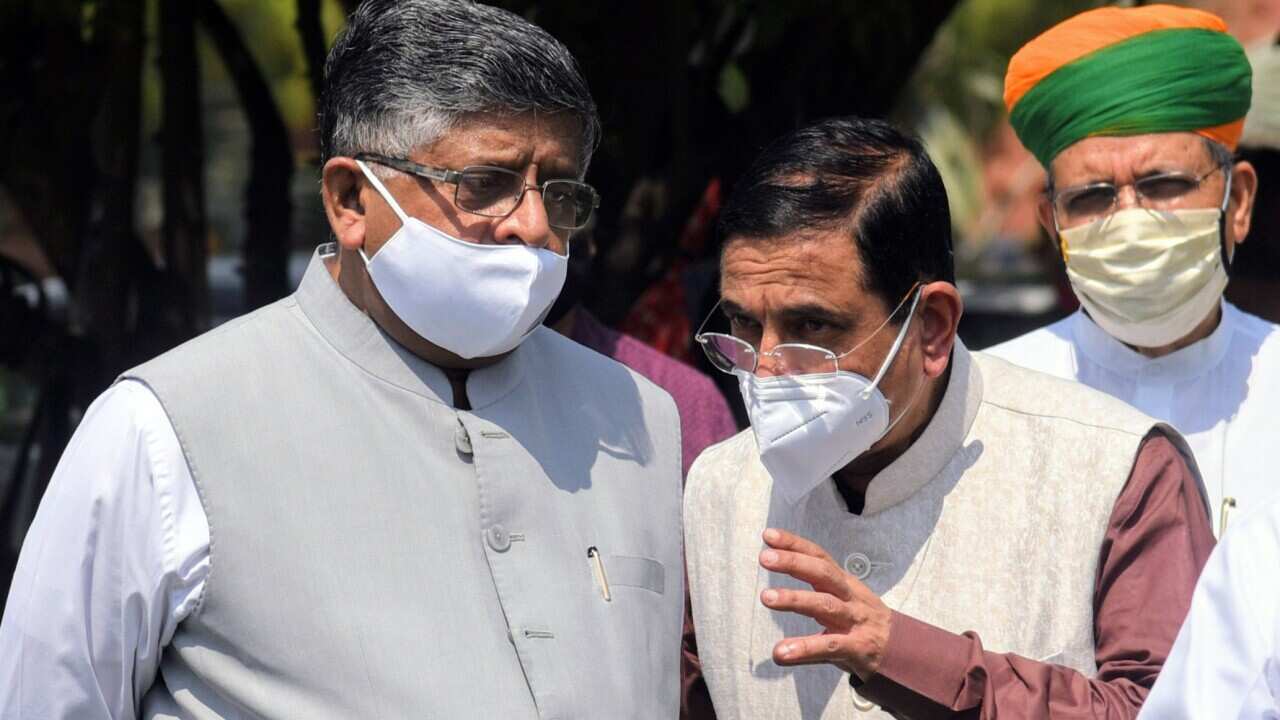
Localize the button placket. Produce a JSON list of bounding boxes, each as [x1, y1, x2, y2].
[[487, 524, 512, 552], [454, 420, 473, 455], [851, 690, 877, 712], [467, 413, 560, 716], [843, 552, 890, 581]]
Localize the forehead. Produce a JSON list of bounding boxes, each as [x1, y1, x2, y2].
[[720, 231, 867, 309], [1050, 132, 1211, 184], [416, 112, 584, 174]]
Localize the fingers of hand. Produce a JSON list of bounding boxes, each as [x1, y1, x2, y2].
[[762, 528, 834, 563], [772, 633, 850, 667], [759, 548, 852, 601], [761, 587, 852, 630]]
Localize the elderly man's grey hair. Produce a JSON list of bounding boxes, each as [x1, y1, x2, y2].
[[320, 0, 600, 174]]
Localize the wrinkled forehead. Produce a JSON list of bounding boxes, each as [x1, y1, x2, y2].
[[417, 111, 586, 176], [719, 232, 883, 314], [1049, 132, 1216, 186]]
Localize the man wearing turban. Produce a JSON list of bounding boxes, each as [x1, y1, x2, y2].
[[990, 4, 1280, 537]]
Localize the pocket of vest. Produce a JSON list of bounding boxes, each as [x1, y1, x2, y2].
[[604, 554, 666, 595]]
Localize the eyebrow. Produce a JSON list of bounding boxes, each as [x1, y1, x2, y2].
[[1072, 151, 1207, 186], [462, 154, 581, 182], [719, 299, 753, 319], [1129, 163, 1199, 179], [461, 150, 524, 169], [719, 300, 852, 328], [775, 304, 853, 328]]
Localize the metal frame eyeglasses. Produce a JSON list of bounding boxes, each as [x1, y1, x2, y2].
[[355, 153, 601, 230], [1050, 164, 1231, 229], [694, 283, 922, 378]]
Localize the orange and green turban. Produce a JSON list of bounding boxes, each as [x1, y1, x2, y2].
[[1005, 5, 1252, 168]]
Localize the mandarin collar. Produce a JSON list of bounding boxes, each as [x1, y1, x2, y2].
[[808, 340, 984, 518], [293, 245, 526, 409], [1071, 301, 1234, 384]]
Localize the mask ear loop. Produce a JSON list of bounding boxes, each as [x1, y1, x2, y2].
[[883, 359, 931, 436], [863, 286, 923, 399], [873, 286, 933, 435], [1218, 165, 1235, 276], [355, 159, 411, 264]]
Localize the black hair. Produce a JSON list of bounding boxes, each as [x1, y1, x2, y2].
[[718, 116, 954, 310]]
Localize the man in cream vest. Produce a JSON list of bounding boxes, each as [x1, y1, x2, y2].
[[0, 2, 683, 718], [680, 118, 1215, 719]]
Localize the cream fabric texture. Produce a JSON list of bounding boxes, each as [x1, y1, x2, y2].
[[989, 301, 1280, 536], [685, 344, 1190, 719]]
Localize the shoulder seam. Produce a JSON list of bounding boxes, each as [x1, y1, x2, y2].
[[979, 398, 1150, 438]]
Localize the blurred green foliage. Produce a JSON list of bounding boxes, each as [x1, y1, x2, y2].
[[907, 0, 1105, 140], [140, 0, 346, 146]]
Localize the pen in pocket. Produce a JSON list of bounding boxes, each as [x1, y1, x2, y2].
[[587, 546, 611, 602], [1220, 496, 1237, 536]]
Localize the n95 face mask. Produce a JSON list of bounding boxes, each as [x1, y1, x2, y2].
[[738, 289, 922, 505], [356, 160, 567, 359], [1061, 205, 1228, 349]]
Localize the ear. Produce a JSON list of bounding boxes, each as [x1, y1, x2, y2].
[[1036, 194, 1057, 243], [322, 157, 367, 252], [917, 281, 963, 380], [1226, 159, 1258, 249]]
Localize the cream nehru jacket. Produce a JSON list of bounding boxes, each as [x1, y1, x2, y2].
[[684, 341, 1202, 719]]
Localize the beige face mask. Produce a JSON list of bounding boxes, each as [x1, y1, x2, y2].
[[1060, 205, 1229, 349]]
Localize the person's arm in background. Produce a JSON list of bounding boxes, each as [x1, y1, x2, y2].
[[1138, 496, 1280, 719], [0, 381, 208, 719]]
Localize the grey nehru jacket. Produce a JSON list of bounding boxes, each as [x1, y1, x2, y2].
[[124, 247, 685, 719]]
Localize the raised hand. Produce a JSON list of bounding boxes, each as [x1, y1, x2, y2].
[[758, 527, 892, 680]]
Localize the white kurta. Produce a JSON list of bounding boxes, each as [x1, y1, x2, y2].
[[988, 301, 1280, 535], [1138, 498, 1280, 719], [0, 380, 207, 719]]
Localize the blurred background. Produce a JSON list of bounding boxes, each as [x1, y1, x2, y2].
[[1, 0, 1278, 595]]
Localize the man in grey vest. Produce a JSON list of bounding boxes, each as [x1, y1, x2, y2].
[[0, 2, 684, 717]]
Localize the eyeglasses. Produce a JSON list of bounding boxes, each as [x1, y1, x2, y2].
[[355, 153, 600, 230], [1051, 165, 1227, 227], [694, 283, 922, 378]]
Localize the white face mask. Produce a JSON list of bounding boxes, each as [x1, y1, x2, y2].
[[1061, 201, 1230, 349], [738, 289, 922, 505], [355, 160, 568, 359]]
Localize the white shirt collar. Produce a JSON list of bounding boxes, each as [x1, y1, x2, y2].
[[1071, 300, 1235, 384]]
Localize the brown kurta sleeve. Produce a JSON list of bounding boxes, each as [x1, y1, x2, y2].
[[854, 433, 1216, 719]]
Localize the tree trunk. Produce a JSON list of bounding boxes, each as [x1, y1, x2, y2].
[[297, 0, 327, 113], [0, 0, 101, 284], [197, 0, 294, 311], [75, 0, 147, 389], [0, 0, 145, 615], [158, 0, 210, 338]]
